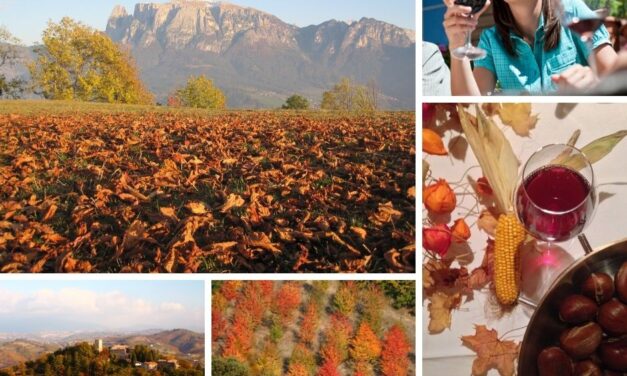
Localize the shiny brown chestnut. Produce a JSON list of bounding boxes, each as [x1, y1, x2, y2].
[[560, 322, 603, 360], [560, 295, 598, 324], [598, 299, 627, 336], [574, 360, 602, 376], [599, 337, 627, 372], [538, 346, 573, 376], [582, 272, 615, 305]]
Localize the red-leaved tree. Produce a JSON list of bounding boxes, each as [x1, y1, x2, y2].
[[317, 359, 341, 376], [211, 310, 227, 342], [220, 281, 242, 301], [381, 325, 411, 376]]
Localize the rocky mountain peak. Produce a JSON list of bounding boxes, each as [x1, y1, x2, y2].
[[104, 2, 415, 109]]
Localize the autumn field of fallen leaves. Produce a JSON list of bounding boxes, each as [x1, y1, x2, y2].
[[0, 106, 415, 273]]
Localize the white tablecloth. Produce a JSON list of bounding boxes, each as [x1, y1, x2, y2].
[[422, 103, 627, 375]]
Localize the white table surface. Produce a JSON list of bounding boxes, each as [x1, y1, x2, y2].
[[422, 103, 627, 375]]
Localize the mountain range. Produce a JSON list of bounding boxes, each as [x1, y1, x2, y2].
[[105, 1, 416, 108], [0, 329, 204, 369]]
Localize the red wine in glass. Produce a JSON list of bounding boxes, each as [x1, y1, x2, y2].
[[516, 165, 594, 242], [451, 0, 488, 60], [454, 0, 487, 14]]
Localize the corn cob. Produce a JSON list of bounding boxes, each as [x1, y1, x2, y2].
[[494, 213, 526, 305]]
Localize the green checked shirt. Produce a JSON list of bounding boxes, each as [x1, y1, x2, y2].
[[474, 0, 610, 95]]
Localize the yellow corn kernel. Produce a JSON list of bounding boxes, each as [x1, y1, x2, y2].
[[494, 213, 526, 305]]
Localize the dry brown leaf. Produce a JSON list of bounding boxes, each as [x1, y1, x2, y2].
[[498, 103, 538, 137], [350, 226, 367, 241], [185, 201, 207, 215], [369, 201, 402, 225], [160, 206, 178, 220], [428, 291, 461, 334], [246, 232, 281, 253], [42, 204, 57, 222], [477, 210, 498, 237], [220, 194, 245, 213], [461, 325, 520, 376]]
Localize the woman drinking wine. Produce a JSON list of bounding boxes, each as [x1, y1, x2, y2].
[[443, 0, 618, 95]]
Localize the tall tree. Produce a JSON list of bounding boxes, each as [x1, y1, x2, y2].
[[380, 325, 411, 376], [350, 322, 382, 363], [320, 78, 377, 112], [29, 17, 153, 104], [0, 27, 25, 98]]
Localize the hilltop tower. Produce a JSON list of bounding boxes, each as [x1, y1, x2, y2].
[[94, 339, 103, 353]]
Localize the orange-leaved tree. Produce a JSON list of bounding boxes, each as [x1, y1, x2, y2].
[[299, 302, 319, 345], [221, 310, 253, 362], [350, 322, 382, 363], [274, 282, 302, 322], [381, 325, 411, 376], [220, 281, 242, 301], [286, 364, 309, 376]]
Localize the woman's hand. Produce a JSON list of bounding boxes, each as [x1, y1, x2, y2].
[[551, 64, 599, 92], [442, 0, 490, 51]]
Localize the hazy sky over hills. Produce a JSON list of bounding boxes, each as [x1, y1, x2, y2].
[[0, 281, 204, 333], [0, 0, 416, 46]]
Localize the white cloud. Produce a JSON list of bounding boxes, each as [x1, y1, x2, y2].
[[0, 287, 202, 333], [160, 302, 184, 312]]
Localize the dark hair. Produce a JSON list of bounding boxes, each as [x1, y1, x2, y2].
[[493, 0, 561, 56]]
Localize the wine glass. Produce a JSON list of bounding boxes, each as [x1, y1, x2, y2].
[[514, 144, 597, 307], [559, 0, 611, 74], [451, 0, 488, 60]]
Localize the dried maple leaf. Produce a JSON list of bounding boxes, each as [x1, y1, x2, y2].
[[428, 291, 461, 334], [246, 232, 281, 253], [461, 325, 520, 376], [498, 103, 538, 137]]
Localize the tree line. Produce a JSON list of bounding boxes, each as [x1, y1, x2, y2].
[[0, 18, 379, 111]]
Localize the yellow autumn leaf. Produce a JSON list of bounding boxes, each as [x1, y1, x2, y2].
[[498, 103, 538, 137], [185, 201, 207, 215], [428, 291, 461, 334], [220, 194, 245, 213]]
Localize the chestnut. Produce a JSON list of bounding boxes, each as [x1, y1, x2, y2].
[[599, 337, 627, 372], [616, 262, 627, 304], [560, 295, 598, 324], [574, 360, 602, 376], [560, 322, 603, 359], [598, 299, 627, 336], [538, 346, 573, 376], [582, 272, 615, 305]]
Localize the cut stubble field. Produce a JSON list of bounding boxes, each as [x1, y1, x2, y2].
[[0, 102, 415, 273]]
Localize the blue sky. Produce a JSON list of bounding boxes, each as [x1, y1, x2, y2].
[[0, 0, 416, 46], [0, 280, 204, 333]]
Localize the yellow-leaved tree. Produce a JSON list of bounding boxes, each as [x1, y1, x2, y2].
[[172, 75, 227, 110], [29, 17, 153, 104]]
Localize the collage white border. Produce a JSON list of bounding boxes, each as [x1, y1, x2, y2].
[[0, 2, 425, 375]]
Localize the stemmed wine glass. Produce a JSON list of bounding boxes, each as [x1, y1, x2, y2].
[[451, 0, 488, 60], [514, 144, 597, 306], [559, 0, 611, 74]]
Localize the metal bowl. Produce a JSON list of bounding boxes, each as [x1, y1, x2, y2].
[[518, 238, 627, 375]]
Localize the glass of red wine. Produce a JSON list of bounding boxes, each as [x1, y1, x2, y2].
[[515, 144, 597, 308], [451, 0, 487, 60], [560, 0, 610, 74]]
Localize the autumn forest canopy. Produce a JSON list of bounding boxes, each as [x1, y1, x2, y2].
[[212, 280, 415, 376]]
